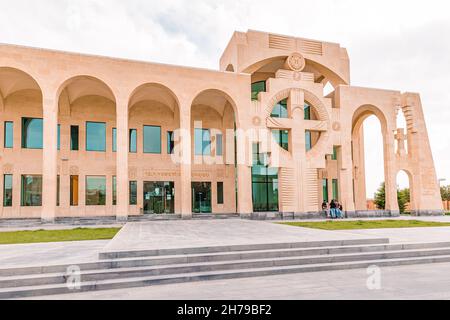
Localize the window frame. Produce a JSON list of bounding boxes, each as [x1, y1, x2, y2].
[[21, 117, 44, 150], [143, 125, 162, 154], [86, 121, 107, 152], [85, 175, 107, 206], [4, 121, 13, 149]]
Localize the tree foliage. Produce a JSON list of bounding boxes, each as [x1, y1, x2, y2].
[[441, 185, 450, 201], [373, 182, 411, 213]]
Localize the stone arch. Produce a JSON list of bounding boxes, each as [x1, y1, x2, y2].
[[128, 82, 180, 119], [0, 67, 43, 102], [56, 75, 116, 106], [190, 88, 240, 127], [396, 168, 415, 213], [351, 104, 392, 211]]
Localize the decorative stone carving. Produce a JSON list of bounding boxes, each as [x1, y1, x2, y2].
[[3, 164, 13, 174], [332, 122, 341, 131], [69, 166, 79, 175], [287, 53, 306, 72]]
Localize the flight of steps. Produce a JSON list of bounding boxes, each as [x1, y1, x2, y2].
[[3, 238, 450, 299]]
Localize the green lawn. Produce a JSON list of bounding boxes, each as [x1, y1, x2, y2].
[[281, 220, 450, 231], [0, 228, 121, 245]]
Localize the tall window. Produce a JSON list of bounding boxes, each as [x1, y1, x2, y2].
[[112, 176, 117, 205], [112, 128, 117, 152], [251, 81, 266, 101], [22, 118, 43, 149], [57, 175, 60, 206], [252, 143, 279, 212], [21, 175, 42, 207], [304, 103, 312, 120], [130, 129, 137, 153], [216, 134, 223, 156], [143, 125, 161, 154], [195, 128, 211, 156], [3, 175, 13, 207], [86, 176, 106, 206], [129, 181, 137, 205], [332, 146, 338, 160], [167, 131, 175, 154], [86, 122, 106, 152], [70, 126, 79, 151], [217, 182, 224, 204], [271, 99, 288, 118], [70, 175, 79, 206], [4, 121, 13, 149], [322, 179, 329, 203], [273, 130, 289, 151], [305, 131, 312, 151], [332, 179, 339, 200], [57, 125, 61, 150]]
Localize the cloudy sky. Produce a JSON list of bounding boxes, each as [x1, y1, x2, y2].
[[0, 0, 448, 197]]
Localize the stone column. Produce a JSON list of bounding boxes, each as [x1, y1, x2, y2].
[[116, 100, 129, 222], [179, 110, 192, 219], [42, 96, 58, 223], [384, 130, 400, 214]]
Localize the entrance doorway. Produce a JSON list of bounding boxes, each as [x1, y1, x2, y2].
[[192, 182, 212, 213], [143, 181, 175, 214]]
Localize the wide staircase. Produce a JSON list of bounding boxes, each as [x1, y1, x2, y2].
[[2, 238, 450, 299]]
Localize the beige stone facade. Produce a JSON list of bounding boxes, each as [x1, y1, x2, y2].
[[0, 30, 444, 221]]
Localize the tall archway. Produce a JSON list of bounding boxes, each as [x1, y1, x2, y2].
[[56, 75, 117, 217], [352, 105, 389, 211], [127, 83, 180, 215], [0, 67, 43, 218], [190, 89, 238, 215], [397, 169, 414, 214]]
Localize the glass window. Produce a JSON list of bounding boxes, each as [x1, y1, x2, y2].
[[192, 182, 212, 213], [112, 128, 117, 152], [21, 175, 42, 207], [70, 126, 79, 151], [70, 175, 79, 206], [323, 179, 329, 203], [304, 103, 312, 120], [195, 128, 211, 156], [4, 121, 13, 149], [86, 176, 106, 206], [130, 129, 137, 153], [143, 126, 161, 154], [252, 143, 279, 212], [112, 176, 117, 205], [272, 130, 289, 151], [271, 99, 288, 118], [217, 182, 224, 204], [57, 175, 60, 206], [22, 118, 43, 149], [305, 131, 312, 151], [57, 125, 61, 150], [216, 134, 223, 156], [3, 174, 13, 207], [332, 146, 338, 160], [251, 81, 266, 101], [332, 179, 339, 200], [129, 181, 137, 205], [86, 122, 106, 152], [167, 131, 175, 155], [144, 181, 175, 214]]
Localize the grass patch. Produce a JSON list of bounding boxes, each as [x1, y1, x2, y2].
[[0, 228, 121, 245], [281, 220, 450, 231], [446, 212, 450, 216]]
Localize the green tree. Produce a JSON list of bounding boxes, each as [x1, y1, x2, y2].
[[373, 182, 411, 213], [374, 183, 386, 210], [441, 185, 450, 201]]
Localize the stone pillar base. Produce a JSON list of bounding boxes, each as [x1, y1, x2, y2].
[[116, 216, 129, 223], [411, 210, 445, 217]]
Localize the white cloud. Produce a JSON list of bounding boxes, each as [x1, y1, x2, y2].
[[0, 0, 448, 196]]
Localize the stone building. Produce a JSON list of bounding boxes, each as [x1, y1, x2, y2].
[[0, 30, 444, 222]]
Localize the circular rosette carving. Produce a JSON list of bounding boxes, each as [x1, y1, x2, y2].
[[287, 53, 306, 72]]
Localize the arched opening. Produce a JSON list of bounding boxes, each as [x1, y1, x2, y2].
[[56, 75, 116, 216], [128, 83, 180, 215], [352, 106, 387, 211], [395, 107, 408, 155], [190, 89, 237, 214], [0, 67, 43, 217], [396, 170, 413, 214]]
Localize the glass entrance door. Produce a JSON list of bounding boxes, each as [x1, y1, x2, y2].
[[192, 182, 212, 213], [143, 181, 175, 214]]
